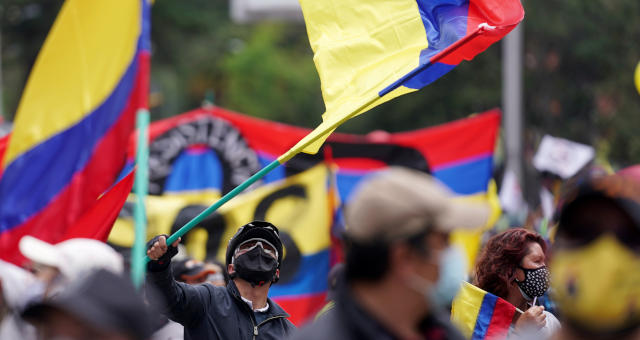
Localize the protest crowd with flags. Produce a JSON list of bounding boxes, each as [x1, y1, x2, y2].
[[1, 0, 640, 340]]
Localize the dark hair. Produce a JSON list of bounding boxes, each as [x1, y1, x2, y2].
[[344, 230, 430, 282], [474, 228, 547, 299]]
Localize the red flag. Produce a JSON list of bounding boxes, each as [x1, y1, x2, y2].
[[1, 170, 135, 265], [63, 170, 135, 242]]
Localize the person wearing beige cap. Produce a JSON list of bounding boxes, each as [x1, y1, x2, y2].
[[290, 167, 489, 340]]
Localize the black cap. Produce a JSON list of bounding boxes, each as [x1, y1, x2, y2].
[[22, 269, 152, 340], [225, 221, 283, 268], [558, 174, 640, 230], [172, 258, 206, 281]]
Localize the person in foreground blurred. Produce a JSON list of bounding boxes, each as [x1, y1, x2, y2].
[[291, 167, 489, 340], [551, 174, 640, 340], [146, 220, 295, 339], [0, 260, 38, 340], [172, 257, 226, 286], [18, 236, 124, 300], [22, 269, 152, 340], [474, 228, 560, 338]]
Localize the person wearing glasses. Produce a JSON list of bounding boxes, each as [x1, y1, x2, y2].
[[146, 221, 295, 340]]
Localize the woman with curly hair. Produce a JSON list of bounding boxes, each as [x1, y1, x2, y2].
[[474, 228, 560, 338]]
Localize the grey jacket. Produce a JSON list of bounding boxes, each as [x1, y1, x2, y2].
[[290, 274, 465, 340]]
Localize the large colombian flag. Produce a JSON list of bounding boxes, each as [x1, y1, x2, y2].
[[287, 0, 524, 156], [452, 282, 517, 340], [0, 0, 150, 265]]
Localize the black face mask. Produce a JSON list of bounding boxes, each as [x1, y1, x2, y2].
[[515, 266, 550, 299], [233, 246, 278, 287]]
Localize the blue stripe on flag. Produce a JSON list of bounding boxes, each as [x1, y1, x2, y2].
[[432, 156, 493, 195], [336, 171, 367, 203], [0, 56, 139, 233], [471, 292, 497, 340], [258, 154, 286, 184], [269, 250, 329, 297], [164, 148, 223, 192]]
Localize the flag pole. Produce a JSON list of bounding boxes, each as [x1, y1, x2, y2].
[[145, 24, 495, 263], [132, 109, 150, 287]]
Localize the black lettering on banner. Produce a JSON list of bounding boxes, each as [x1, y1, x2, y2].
[[253, 185, 306, 284], [285, 141, 431, 176], [148, 117, 262, 195]]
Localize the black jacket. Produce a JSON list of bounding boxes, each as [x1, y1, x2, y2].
[[290, 276, 465, 340], [147, 266, 295, 340]]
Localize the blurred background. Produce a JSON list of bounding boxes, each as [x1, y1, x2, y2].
[[1, 0, 639, 201]]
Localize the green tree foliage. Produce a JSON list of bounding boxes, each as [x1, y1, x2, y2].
[[220, 23, 323, 127], [523, 0, 640, 166]]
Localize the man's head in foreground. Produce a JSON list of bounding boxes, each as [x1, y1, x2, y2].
[[343, 167, 488, 315], [22, 269, 152, 340]]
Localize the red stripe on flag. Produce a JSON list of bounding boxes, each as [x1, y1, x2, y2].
[[63, 170, 135, 242], [273, 292, 327, 326], [0, 134, 9, 178], [484, 297, 516, 340], [390, 110, 500, 168]]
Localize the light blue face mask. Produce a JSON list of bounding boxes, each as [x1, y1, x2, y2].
[[430, 246, 467, 308], [408, 245, 467, 310]]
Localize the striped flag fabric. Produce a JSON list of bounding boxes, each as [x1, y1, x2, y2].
[[0, 0, 150, 265], [289, 0, 524, 155], [451, 281, 517, 340]]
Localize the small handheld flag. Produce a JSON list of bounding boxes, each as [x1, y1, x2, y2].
[[452, 282, 518, 340]]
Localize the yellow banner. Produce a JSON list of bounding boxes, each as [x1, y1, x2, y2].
[[109, 165, 332, 262]]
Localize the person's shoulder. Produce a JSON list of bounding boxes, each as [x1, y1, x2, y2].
[[197, 283, 234, 310], [426, 312, 467, 340], [288, 309, 343, 340]]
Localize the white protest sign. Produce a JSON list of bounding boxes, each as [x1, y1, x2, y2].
[[533, 135, 594, 179]]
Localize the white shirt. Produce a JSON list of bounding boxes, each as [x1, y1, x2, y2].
[[241, 296, 269, 312], [509, 311, 561, 340]]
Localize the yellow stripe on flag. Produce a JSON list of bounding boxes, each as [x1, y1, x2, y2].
[[5, 0, 140, 166], [450, 180, 501, 270], [451, 281, 486, 339], [293, 0, 428, 155]]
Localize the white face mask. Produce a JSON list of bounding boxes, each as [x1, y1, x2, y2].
[[406, 246, 467, 310]]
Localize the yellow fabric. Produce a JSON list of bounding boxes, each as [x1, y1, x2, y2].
[[635, 61, 640, 95], [450, 180, 502, 270], [108, 165, 331, 261], [551, 235, 640, 330], [107, 190, 221, 250], [451, 281, 485, 339], [5, 0, 140, 166], [215, 164, 331, 259], [293, 0, 428, 155]]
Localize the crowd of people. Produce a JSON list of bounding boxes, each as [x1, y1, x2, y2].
[[2, 165, 640, 340]]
